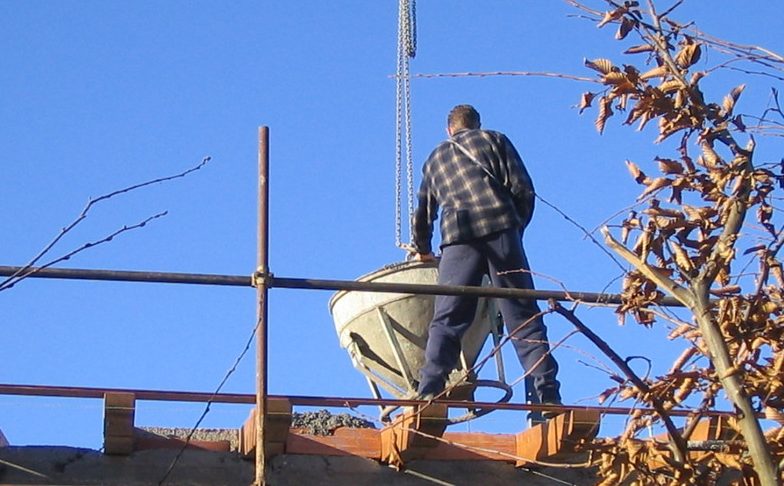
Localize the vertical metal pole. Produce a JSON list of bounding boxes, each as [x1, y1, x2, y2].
[[255, 126, 270, 485]]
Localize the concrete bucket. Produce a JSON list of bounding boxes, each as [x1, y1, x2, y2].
[[328, 260, 500, 400]]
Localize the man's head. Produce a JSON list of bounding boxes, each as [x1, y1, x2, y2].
[[447, 104, 481, 136]]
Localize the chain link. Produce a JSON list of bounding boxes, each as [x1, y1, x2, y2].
[[395, 0, 416, 250]]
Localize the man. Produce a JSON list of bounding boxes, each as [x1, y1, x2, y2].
[[410, 104, 562, 409]]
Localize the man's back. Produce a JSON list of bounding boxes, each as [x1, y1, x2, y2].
[[413, 128, 534, 250]]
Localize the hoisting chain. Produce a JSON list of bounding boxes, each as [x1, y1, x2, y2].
[[395, 0, 416, 250]]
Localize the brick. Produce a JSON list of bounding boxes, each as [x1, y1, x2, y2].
[[103, 392, 136, 455]]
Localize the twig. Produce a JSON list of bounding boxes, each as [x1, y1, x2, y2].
[[658, 0, 684, 19], [1, 156, 212, 291], [536, 193, 628, 271], [0, 212, 167, 292]]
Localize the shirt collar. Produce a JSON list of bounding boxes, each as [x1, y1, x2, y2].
[[450, 128, 472, 138]]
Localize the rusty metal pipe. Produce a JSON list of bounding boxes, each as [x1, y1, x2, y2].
[[0, 265, 687, 307], [256, 126, 270, 486], [0, 265, 250, 286], [0, 383, 745, 418]]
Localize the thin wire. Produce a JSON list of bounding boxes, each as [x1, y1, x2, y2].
[[536, 193, 628, 272], [157, 318, 260, 485]]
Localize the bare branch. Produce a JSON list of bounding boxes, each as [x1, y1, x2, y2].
[[601, 226, 691, 303], [1, 156, 211, 291], [550, 299, 688, 463], [0, 212, 167, 292]]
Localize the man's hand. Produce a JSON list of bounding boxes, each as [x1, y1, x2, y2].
[[411, 252, 436, 262]]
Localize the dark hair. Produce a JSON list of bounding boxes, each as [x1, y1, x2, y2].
[[447, 104, 481, 130]]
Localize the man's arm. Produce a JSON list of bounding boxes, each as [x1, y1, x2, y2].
[[411, 167, 438, 256], [499, 133, 535, 229]]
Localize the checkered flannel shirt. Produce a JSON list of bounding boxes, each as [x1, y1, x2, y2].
[[412, 128, 535, 254]]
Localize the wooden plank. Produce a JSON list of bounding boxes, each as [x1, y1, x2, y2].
[[427, 432, 517, 461], [286, 428, 381, 459], [103, 392, 135, 455], [515, 409, 601, 467], [286, 428, 516, 462]]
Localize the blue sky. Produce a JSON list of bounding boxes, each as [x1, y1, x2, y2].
[[2, 1, 782, 449]]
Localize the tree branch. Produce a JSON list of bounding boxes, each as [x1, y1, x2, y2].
[[1, 156, 211, 291], [549, 300, 688, 463]]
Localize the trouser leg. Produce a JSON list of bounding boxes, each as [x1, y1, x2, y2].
[[484, 228, 561, 402], [418, 243, 486, 395]]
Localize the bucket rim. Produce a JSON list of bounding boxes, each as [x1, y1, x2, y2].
[[327, 260, 438, 312]]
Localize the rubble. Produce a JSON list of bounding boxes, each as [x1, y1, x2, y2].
[[291, 409, 375, 435]]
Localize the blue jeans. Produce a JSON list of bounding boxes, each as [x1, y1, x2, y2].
[[418, 227, 561, 403]]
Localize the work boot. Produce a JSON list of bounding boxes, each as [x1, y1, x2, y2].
[[540, 399, 563, 420]]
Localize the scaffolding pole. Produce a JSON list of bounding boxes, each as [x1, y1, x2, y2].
[[256, 126, 270, 486]]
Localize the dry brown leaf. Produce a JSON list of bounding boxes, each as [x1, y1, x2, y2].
[[625, 160, 647, 184], [668, 324, 694, 340], [603, 71, 630, 85], [632, 229, 652, 258], [675, 41, 702, 69], [701, 142, 721, 168], [655, 113, 693, 143], [765, 407, 784, 426], [673, 88, 685, 109], [578, 91, 596, 114], [636, 110, 653, 131], [656, 158, 684, 175], [640, 65, 668, 81], [620, 225, 630, 244], [639, 177, 672, 199], [596, 96, 613, 134], [670, 241, 694, 273], [722, 84, 746, 117], [597, 7, 628, 28], [644, 206, 681, 219], [658, 79, 684, 94], [585, 58, 616, 75], [615, 17, 635, 40], [624, 44, 655, 55]]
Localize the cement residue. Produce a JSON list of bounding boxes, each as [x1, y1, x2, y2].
[[291, 409, 375, 435], [138, 427, 239, 450]]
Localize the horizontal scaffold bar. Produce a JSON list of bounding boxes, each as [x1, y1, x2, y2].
[[0, 383, 740, 418], [0, 264, 686, 306]]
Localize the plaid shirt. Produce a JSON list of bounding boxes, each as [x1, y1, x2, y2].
[[412, 128, 535, 254]]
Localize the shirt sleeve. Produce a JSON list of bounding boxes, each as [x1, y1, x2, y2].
[[411, 163, 439, 254], [499, 133, 535, 229]]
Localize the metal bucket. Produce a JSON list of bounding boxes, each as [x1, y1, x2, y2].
[[328, 260, 497, 399]]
